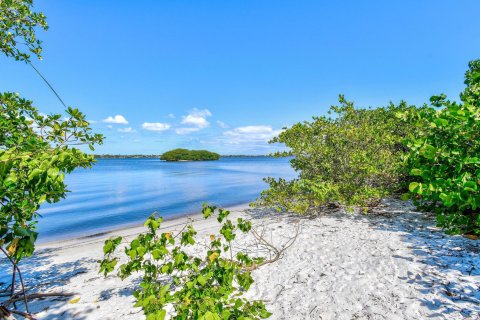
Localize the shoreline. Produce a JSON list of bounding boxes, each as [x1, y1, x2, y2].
[[37, 202, 251, 250]]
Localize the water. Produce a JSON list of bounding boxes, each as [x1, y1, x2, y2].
[[37, 157, 296, 242]]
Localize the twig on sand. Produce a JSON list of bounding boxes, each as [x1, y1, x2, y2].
[[1, 306, 37, 320], [244, 222, 301, 271], [0, 248, 73, 319]]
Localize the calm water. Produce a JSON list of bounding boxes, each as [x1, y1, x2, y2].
[[37, 157, 296, 242]]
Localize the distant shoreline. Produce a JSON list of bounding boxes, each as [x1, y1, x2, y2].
[[93, 154, 279, 159]]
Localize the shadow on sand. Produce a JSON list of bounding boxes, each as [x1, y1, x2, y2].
[[248, 198, 480, 318], [1, 248, 96, 319]]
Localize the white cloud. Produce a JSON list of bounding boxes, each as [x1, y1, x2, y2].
[[223, 125, 282, 144], [181, 108, 211, 129], [232, 126, 273, 134], [216, 120, 229, 129], [103, 115, 128, 124], [168, 113, 176, 118], [107, 125, 113, 129], [142, 122, 171, 132], [175, 127, 200, 135], [118, 127, 136, 133]]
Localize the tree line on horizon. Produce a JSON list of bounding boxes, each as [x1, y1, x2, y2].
[[93, 153, 277, 159]]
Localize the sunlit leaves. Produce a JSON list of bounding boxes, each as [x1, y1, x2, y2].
[[1, 92, 103, 260], [0, 0, 48, 62], [404, 59, 480, 235], [255, 96, 418, 213], [99, 207, 271, 319]]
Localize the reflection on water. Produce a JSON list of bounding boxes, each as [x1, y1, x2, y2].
[[37, 157, 296, 242]]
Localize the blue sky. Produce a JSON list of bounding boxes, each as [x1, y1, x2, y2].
[[1, 1, 479, 154]]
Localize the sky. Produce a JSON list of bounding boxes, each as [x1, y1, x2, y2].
[[1, 1, 479, 155]]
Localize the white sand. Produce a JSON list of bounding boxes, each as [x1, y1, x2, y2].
[[1, 200, 480, 320]]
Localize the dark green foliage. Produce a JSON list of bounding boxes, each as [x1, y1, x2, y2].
[[0, 93, 103, 260], [100, 205, 271, 320], [255, 96, 418, 213], [403, 60, 480, 235], [160, 149, 220, 161]]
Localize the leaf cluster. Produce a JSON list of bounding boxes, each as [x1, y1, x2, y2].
[[100, 205, 271, 320], [0, 92, 103, 260], [404, 60, 480, 234], [0, 0, 48, 62]]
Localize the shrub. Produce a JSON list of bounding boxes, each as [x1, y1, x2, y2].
[[0, 93, 103, 260], [160, 149, 220, 161], [100, 205, 271, 320], [255, 96, 418, 213], [403, 60, 480, 235]]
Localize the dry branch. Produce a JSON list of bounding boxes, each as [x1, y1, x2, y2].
[[244, 222, 300, 271]]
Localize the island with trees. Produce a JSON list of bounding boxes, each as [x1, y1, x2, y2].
[[160, 148, 221, 161]]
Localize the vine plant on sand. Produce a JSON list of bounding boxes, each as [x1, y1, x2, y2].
[[100, 205, 274, 320]]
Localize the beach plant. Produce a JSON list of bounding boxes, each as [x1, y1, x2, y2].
[[1, 1, 103, 318], [255, 96, 418, 213], [100, 205, 272, 320], [0, 93, 103, 260], [403, 59, 480, 235], [0, 2, 104, 257]]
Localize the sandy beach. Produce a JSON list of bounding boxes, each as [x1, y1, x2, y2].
[[1, 199, 480, 320]]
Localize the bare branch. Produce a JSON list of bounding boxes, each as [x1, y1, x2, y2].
[[244, 221, 301, 271]]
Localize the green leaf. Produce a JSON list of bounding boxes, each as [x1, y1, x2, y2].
[[197, 275, 206, 286], [400, 193, 410, 201], [420, 144, 436, 159], [152, 249, 161, 260], [408, 182, 420, 193], [200, 311, 221, 320], [410, 169, 422, 176], [136, 246, 146, 257], [103, 241, 113, 254], [464, 181, 477, 192], [128, 249, 137, 260]]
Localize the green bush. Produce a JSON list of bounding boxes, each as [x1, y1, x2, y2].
[[160, 149, 220, 161], [255, 96, 418, 213], [403, 60, 480, 235], [100, 205, 271, 320], [0, 93, 103, 260]]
